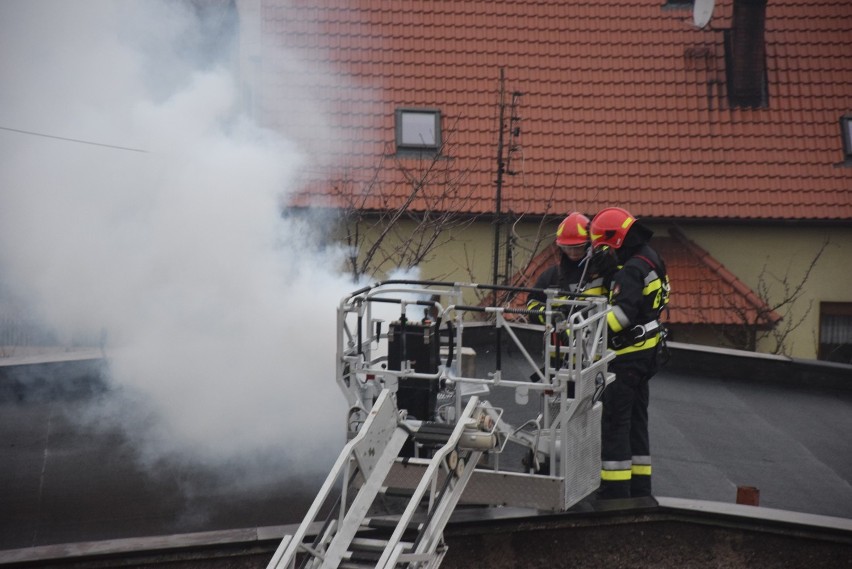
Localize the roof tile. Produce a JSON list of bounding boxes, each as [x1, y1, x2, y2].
[[256, 0, 852, 220]]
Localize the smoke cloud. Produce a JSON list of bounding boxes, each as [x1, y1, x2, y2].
[[0, 0, 355, 491]]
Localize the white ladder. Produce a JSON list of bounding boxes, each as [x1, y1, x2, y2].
[[267, 390, 492, 569]]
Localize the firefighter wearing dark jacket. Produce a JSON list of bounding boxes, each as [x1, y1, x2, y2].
[[526, 212, 591, 323], [589, 207, 670, 499], [526, 212, 609, 386]]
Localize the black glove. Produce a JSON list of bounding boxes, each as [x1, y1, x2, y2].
[[589, 245, 618, 281]]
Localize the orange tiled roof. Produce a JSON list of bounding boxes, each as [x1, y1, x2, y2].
[[655, 228, 781, 327], [500, 228, 780, 328], [256, 0, 852, 221]]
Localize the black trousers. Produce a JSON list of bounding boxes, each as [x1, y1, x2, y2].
[[599, 362, 654, 499]]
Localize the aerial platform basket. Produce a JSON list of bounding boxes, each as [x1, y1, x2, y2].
[[269, 280, 614, 569]]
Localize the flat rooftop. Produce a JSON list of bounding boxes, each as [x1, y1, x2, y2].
[[1, 341, 851, 567]]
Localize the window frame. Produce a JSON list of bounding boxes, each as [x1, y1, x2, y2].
[[818, 302, 852, 363], [395, 108, 442, 155], [840, 114, 852, 163], [662, 0, 693, 7]]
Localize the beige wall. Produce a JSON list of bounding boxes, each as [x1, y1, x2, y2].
[[352, 219, 851, 360], [355, 220, 556, 308], [681, 225, 852, 359], [347, 221, 503, 309]]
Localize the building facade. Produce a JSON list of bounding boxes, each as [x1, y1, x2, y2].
[[235, 0, 852, 361]]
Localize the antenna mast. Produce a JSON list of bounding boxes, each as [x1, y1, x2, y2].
[[492, 69, 523, 295], [492, 68, 506, 295]]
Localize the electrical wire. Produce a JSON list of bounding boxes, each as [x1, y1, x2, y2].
[[0, 125, 148, 153]]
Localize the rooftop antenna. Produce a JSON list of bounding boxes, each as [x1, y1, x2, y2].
[[493, 68, 506, 295], [693, 0, 715, 29]]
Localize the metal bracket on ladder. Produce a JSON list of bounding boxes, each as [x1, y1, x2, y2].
[[374, 396, 488, 568], [268, 391, 493, 569], [267, 390, 405, 569]]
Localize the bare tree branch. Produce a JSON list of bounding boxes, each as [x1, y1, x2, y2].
[[698, 236, 830, 355], [331, 127, 479, 282]]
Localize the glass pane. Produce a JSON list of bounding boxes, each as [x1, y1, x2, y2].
[[845, 118, 852, 154], [400, 112, 436, 146], [821, 314, 852, 344]]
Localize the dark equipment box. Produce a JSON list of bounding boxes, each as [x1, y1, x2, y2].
[[387, 321, 440, 422]]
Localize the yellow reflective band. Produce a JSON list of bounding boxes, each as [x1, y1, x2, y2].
[[622, 217, 633, 229], [577, 223, 588, 237], [601, 469, 632, 481], [643, 279, 662, 296], [632, 465, 652, 476], [613, 334, 660, 356], [643, 278, 667, 310], [607, 310, 624, 333]]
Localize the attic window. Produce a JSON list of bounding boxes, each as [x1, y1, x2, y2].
[[841, 115, 852, 163], [395, 109, 441, 154]]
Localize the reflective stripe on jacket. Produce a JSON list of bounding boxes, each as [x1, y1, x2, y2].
[[606, 244, 669, 358]]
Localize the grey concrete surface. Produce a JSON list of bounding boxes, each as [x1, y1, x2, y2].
[[0, 362, 319, 551], [1, 346, 851, 555], [3, 501, 851, 569], [651, 371, 852, 519], [475, 342, 852, 519]]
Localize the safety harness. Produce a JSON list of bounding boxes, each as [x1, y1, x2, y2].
[[608, 252, 670, 354]]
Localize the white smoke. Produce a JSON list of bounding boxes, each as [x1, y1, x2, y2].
[[0, 0, 354, 489]]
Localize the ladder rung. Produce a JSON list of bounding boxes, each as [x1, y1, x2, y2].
[[364, 517, 422, 532], [348, 549, 381, 563], [339, 562, 375, 569], [381, 486, 429, 500], [350, 537, 414, 551], [410, 421, 455, 443], [347, 539, 415, 566]]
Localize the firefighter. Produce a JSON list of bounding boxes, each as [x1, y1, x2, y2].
[[525, 212, 610, 382], [589, 206, 670, 499], [526, 212, 592, 323]]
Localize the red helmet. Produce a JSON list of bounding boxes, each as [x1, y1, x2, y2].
[[555, 212, 590, 246], [590, 207, 636, 249]]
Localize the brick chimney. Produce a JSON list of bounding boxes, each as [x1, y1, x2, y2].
[[726, 0, 768, 108]]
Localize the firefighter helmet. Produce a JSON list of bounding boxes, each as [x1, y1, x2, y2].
[[590, 207, 636, 249], [555, 212, 590, 246]]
